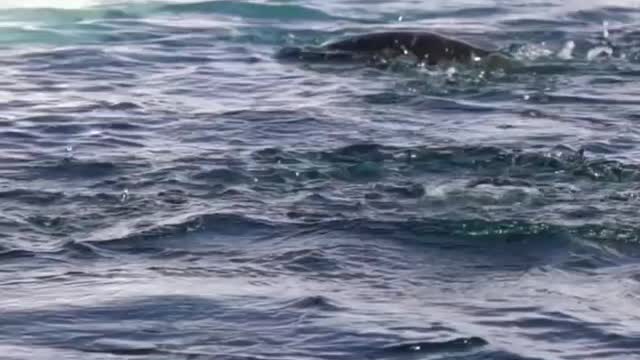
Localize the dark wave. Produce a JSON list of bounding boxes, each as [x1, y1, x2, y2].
[[253, 143, 640, 183], [82, 213, 280, 253], [567, 6, 640, 23], [80, 339, 159, 356], [379, 336, 488, 354], [0, 248, 37, 260], [279, 295, 343, 311], [1, 292, 633, 360], [67, 208, 640, 264], [26, 159, 124, 180]]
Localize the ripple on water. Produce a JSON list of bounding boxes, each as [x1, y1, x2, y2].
[[159, 1, 340, 22]]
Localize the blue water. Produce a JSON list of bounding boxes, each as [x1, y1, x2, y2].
[[1, 0, 640, 359]]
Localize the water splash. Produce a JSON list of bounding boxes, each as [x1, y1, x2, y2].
[[557, 40, 575, 60], [120, 188, 129, 203], [65, 145, 74, 160], [446, 66, 457, 81], [513, 43, 554, 61], [586, 46, 613, 61]]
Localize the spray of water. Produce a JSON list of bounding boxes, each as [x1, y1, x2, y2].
[[557, 41, 575, 60], [585, 20, 615, 61]]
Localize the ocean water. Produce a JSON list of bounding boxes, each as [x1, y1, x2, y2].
[[1, 0, 640, 359]]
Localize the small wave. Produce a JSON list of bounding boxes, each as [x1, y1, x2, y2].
[[373, 6, 508, 24], [566, 7, 638, 23], [0, 130, 40, 140], [81, 338, 158, 356], [0, 27, 76, 46], [191, 167, 252, 184], [81, 211, 557, 250], [158, 1, 339, 22], [0, 7, 134, 23], [380, 336, 488, 354], [20, 47, 140, 70], [0, 248, 37, 260], [0, 6, 138, 45], [280, 295, 342, 311], [269, 248, 343, 273], [83, 213, 279, 253], [253, 143, 640, 183], [27, 158, 123, 180], [500, 18, 587, 29], [372, 182, 426, 198]]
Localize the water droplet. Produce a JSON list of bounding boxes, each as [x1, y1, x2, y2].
[[295, 171, 300, 177], [523, 94, 530, 100], [121, 188, 129, 202], [64, 145, 74, 160], [253, 177, 258, 183], [398, 15, 403, 22]]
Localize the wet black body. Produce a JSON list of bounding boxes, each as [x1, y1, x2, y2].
[[276, 31, 495, 66], [323, 31, 492, 65]]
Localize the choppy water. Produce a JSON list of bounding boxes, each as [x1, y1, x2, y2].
[[1, 0, 640, 359]]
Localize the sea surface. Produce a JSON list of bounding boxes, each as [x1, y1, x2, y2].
[[1, 0, 640, 359]]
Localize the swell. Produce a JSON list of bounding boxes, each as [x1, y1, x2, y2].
[[65, 212, 640, 259], [0, 292, 634, 360], [0, 7, 135, 23], [378, 336, 488, 355], [252, 143, 640, 183], [79, 213, 281, 253], [1, 2, 635, 24], [3, 141, 640, 261], [0, 2, 340, 30], [158, 1, 341, 22]]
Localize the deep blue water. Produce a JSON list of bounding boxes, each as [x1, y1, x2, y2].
[[1, 0, 640, 359]]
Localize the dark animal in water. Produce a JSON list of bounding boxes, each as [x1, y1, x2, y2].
[[276, 30, 509, 67]]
